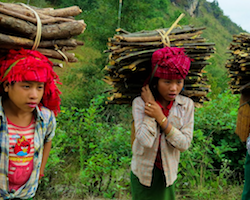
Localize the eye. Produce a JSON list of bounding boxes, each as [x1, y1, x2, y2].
[[38, 85, 44, 89], [22, 85, 30, 89], [164, 80, 171, 84]]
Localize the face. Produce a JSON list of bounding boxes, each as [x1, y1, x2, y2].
[[4, 81, 44, 113], [157, 78, 184, 102]]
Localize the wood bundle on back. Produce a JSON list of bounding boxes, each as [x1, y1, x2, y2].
[[0, 2, 86, 64], [104, 25, 215, 106], [227, 33, 250, 141], [226, 33, 250, 94]]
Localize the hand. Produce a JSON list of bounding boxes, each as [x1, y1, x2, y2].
[[144, 101, 165, 123], [141, 84, 155, 103]]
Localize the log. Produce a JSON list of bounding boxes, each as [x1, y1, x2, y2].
[[40, 21, 86, 40], [0, 13, 86, 40], [0, 7, 75, 25], [36, 6, 82, 17], [37, 48, 78, 62], [0, 33, 83, 49], [0, 13, 35, 38], [0, 48, 79, 62], [181, 90, 207, 97], [0, 3, 81, 18], [114, 31, 203, 43]]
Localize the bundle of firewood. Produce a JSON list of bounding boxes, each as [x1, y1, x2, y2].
[[0, 2, 86, 64], [226, 33, 250, 94], [104, 25, 215, 106], [226, 33, 250, 142]]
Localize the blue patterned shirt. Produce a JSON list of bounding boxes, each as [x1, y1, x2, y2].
[[0, 97, 56, 199]]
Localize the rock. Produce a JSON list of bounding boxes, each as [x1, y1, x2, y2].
[[170, 0, 200, 17]]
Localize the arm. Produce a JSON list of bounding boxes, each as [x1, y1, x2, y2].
[[163, 98, 194, 152], [133, 85, 168, 148], [39, 110, 56, 178], [133, 97, 164, 148], [39, 140, 52, 178]]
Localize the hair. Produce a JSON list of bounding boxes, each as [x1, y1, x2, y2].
[[0, 49, 61, 116], [149, 77, 160, 100], [1, 82, 14, 101]]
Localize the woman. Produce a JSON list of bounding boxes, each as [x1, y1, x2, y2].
[[131, 46, 194, 200]]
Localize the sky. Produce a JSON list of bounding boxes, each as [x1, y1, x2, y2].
[[206, 0, 250, 33]]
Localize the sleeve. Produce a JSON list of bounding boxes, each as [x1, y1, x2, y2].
[[44, 111, 56, 143], [165, 98, 194, 152], [132, 97, 158, 148]]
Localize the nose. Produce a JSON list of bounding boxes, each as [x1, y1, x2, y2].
[[29, 88, 38, 99], [170, 83, 178, 91]]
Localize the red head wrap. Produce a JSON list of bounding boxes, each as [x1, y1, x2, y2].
[[151, 47, 191, 80], [0, 48, 61, 116]]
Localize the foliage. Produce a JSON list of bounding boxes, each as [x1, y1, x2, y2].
[[37, 95, 132, 199], [194, 90, 245, 174], [12, 0, 246, 199], [177, 90, 245, 199]]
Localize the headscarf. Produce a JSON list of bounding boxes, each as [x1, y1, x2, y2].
[[0, 48, 61, 116], [150, 46, 191, 81]]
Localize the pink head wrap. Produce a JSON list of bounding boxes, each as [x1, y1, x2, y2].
[[0, 48, 61, 116], [151, 46, 191, 80]]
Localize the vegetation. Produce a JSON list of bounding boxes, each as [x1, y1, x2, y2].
[[2, 0, 248, 199]]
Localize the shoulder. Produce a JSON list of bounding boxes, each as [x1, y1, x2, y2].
[[175, 94, 194, 108], [38, 106, 55, 123], [132, 96, 144, 107]]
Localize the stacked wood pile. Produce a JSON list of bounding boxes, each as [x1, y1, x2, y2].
[[226, 33, 250, 94], [104, 25, 215, 106], [226, 33, 250, 142], [0, 2, 86, 64]]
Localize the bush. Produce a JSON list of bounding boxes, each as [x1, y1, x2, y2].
[[37, 95, 132, 199], [194, 90, 245, 180]]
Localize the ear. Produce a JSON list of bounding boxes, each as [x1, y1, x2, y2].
[[3, 81, 10, 92]]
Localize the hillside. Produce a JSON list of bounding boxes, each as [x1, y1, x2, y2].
[[0, 0, 245, 106], [48, 0, 246, 106], [0, 0, 246, 199]]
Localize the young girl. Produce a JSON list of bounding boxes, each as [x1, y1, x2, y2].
[[0, 48, 61, 199], [131, 47, 194, 200]]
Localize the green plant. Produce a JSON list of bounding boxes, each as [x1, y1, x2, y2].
[[194, 90, 245, 176]]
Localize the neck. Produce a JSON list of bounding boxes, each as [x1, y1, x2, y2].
[[157, 96, 170, 109]]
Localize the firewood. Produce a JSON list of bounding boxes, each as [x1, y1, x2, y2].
[[37, 48, 78, 62], [0, 33, 83, 49], [0, 7, 75, 25], [41, 21, 86, 40], [36, 6, 82, 17], [0, 3, 81, 18], [104, 25, 215, 105], [0, 13, 86, 40], [0, 3, 86, 63]]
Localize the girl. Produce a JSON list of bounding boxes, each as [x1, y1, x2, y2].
[[131, 47, 194, 200], [0, 48, 61, 199]]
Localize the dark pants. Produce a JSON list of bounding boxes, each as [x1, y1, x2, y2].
[[131, 166, 175, 200], [242, 151, 250, 200]]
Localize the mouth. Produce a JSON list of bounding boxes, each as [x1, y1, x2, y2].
[[168, 94, 176, 99], [27, 103, 37, 108]]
